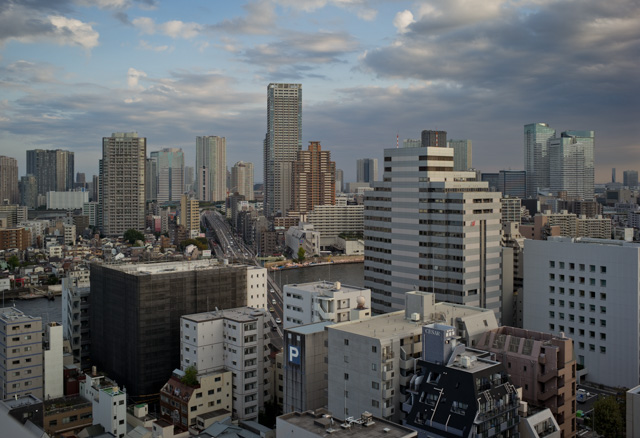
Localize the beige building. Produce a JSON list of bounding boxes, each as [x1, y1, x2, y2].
[[291, 141, 336, 215], [0, 155, 19, 204], [520, 210, 611, 240], [180, 194, 200, 234], [231, 161, 254, 201]]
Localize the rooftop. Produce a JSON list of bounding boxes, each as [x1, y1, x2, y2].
[[288, 320, 335, 335], [285, 280, 369, 296], [183, 307, 267, 324], [104, 259, 250, 275]]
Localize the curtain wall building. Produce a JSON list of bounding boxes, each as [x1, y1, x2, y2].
[[196, 136, 226, 202], [356, 158, 378, 183], [151, 147, 185, 203], [549, 131, 595, 200], [446, 139, 472, 171], [524, 123, 556, 198]]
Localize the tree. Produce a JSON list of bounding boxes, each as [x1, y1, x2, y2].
[[124, 229, 145, 245], [593, 395, 624, 437], [7, 255, 20, 270], [180, 239, 207, 251], [181, 365, 198, 386], [297, 247, 306, 262]]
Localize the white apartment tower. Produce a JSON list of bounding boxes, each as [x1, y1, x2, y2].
[[196, 136, 226, 202], [100, 132, 146, 236], [231, 161, 254, 201], [364, 145, 503, 320], [264, 83, 302, 217]]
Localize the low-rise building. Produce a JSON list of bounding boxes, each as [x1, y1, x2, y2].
[[80, 372, 127, 438]]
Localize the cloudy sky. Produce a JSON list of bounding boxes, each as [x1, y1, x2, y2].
[[0, 0, 638, 184]]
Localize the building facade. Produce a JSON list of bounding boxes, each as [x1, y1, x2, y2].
[[306, 199, 364, 249], [525, 123, 556, 198], [0, 156, 19, 204], [420, 130, 447, 147], [19, 174, 38, 208], [196, 136, 227, 202], [292, 141, 336, 214], [623, 170, 638, 188], [446, 139, 472, 171], [231, 161, 254, 201], [151, 147, 185, 203], [498, 170, 527, 198], [26, 149, 74, 197], [356, 158, 378, 183], [180, 194, 200, 234], [549, 131, 594, 200]]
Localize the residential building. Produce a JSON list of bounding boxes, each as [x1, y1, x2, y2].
[[180, 194, 200, 234], [83, 202, 100, 227], [291, 141, 335, 214], [62, 277, 91, 368], [549, 131, 595, 200], [151, 147, 185, 203], [0, 203, 28, 227], [90, 260, 263, 397], [145, 156, 158, 202], [46, 190, 89, 210], [519, 210, 611, 240], [0, 156, 19, 204], [184, 165, 194, 192], [502, 197, 522, 224], [356, 158, 378, 183], [43, 322, 64, 400], [478, 327, 577, 438], [327, 291, 498, 423], [231, 161, 254, 201], [519, 408, 562, 438], [420, 129, 447, 147], [19, 174, 38, 208], [403, 324, 520, 438], [43, 395, 92, 436], [498, 170, 527, 198], [446, 139, 472, 171], [306, 198, 364, 249], [100, 132, 146, 236], [283, 281, 371, 329], [26, 149, 74, 196], [501, 223, 525, 328], [364, 145, 502, 318], [80, 373, 127, 438], [525, 123, 556, 198], [285, 223, 320, 258], [335, 168, 343, 193], [0, 227, 30, 250], [264, 83, 302, 217], [180, 307, 270, 421], [196, 136, 227, 202], [0, 308, 43, 399], [623, 170, 638, 188], [523, 237, 640, 388]]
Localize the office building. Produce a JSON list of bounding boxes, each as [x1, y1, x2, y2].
[[19, 175, 38, 208], [196, 136, 226, 202], [327, 291, 498, 423], [356, 158, 378, 183], [624, 170, 638, 188], [180, 307, 270, 421], [335, 168, 343, 194], [0, 156, 19, 204], [145, 156, 158, 202], [498, 170, 527, 198], [446, 139, 472, 171], [523, 237, 640, 388], [231, 161, 254, 201], [264, 83, 302, 217], [502, 197, 522, 224], [26, 149, 74, 196], [420, 129, 447, 147], [90, 260, 265, 397], [481, 172, 499, 191], [0, 308, 43, 399], [46, 190, 89, 210], [306, 198, 364, 249], [292, 141, 336, 214], [525, 123, 556, 198], [549, 131, 595, 200], [180, 194, 200, 234], [100, 132, 146, 236], [364, 145, 502, 318], [151, 147, 185, 203], [283, 281, 371, 329], [403, 324, 520, 438]]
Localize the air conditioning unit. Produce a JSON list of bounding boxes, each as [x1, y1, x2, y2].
[[411, 313, 421, 322]]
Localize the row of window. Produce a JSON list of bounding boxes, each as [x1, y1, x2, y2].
[[549, 287, 606, 300], [549, 313, 606, 326], [549, 300, 606, 313], [549, 261, 606, 273], [548, 274, 606, 286]]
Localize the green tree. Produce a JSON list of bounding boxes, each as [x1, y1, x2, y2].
[[297, 247, 306, 262], [123, 229, 145, 244], [181, 365, 198, 386], [7, 255, 20, 270], [593, 395, 624, 437], [180, 239, 208, 251]]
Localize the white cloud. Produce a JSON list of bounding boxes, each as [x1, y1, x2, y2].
[[132, 17, 156, 34], [393, 10, 415, 34], [139, 40, 172, 52], [127, 67, 147, 89], [274, 0, 377, 21], [48, 15, 99, 49], [133, 17, 202, 39]]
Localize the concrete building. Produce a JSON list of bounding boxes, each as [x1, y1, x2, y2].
[[0, 308, 43, 399], [283, 281, 371, 329], [446, 139, 472, 171], [26, 149, 74, 196], [43, 322, 64, 400], [90, 260, 261, 397], [520, 408, 561, 438], [292, 141, 336, 215], [80, 373, 127, 438], [151, 147, 185, 203], [196, 136, 227, 202], [549, 131, 595, 200], [523, 237, 640, 388], [46, 190, 89, 210], [146, 156, 158, 202], [285, 223, 320, 259], [525, 123, 556, 198], [623, 170, 638, 188], [0, 155, 19, 204], [62, 277, 91, 368], [327, 291, 498, 423], [520, 211, 611, 240], [0, 227, 30, 250], [478, 327, 577, 438], [502, 197, 522, 224], [356, 158, 378, 183], [335, 168, 344, 194], [501, 223, 525, 328], [264, 83, 302, 217], [364, 145, 502, 318], [180, 194, 200, 233], [421, 130, 447, 147], [306, 198, 364, 249], [19, 174, 38, 208], [0, 204, 28, 228], [231, 161, 254, 201], [100, 132, 146, 236], [180, 307, 270, 421], [626, 385, 640, 437], [83, 202, 100, 227]]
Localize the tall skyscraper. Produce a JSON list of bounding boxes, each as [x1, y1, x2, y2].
[[150, 148, 184, 203], [612, 168, 616, 183], [446, 139, 472, 171], [196, 136, 226, 202], [184, 165, 194, 193], [19, 175, 38, 208], [421, 130, 447, 147], [145, 157, 158, 202], [231, 161, 254, 201], [0, 156, 19, 204], [264, 83, 302, 217], [624, 170, 638, 188], [100, 132, 146, 236], [335, 168, 344, 194], [364, 144, 502, 318], [356, 158, 378, 183], [292, 141, 335, 214], [26, 149, 74, 196], [549, 130, 595, 200], [524, 123, 556, 198]]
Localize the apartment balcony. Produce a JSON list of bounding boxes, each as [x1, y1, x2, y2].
[[382, 388, 395, 399], [399, 374, 412, 386], [382, 370, 394, 381], [400, 357, 414, 369], [382, 405, 395, 418], [537, 369, 558, 383], [538, 389, 557, 402]]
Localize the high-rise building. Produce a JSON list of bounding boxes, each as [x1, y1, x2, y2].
[[231, 161, 254, 201], [335, 168, 343, 194], [403, 138, 421, 148], [549, 130, 595, 200], [612, 167, 616, 183], [364, 145, 502, 318], [497, 170, 527, 198], [292, 141, 335, 214], [356, 158, 378, 183], [196, 136, 226, 202], [19, 174, 38, 208], [100, 132, 146, 236], [524, 123, 556, 198], [264, 83, 302, 217], [180, 194, 199, 233], [446, 139, 472, 171], [184, 165, 194, 193], [91, 174, 99, 202], [26, 149, 74, 196], [145, 157, 158, 202], [0, 156, 19, 204], [624, 170, 638, 188], [151, 148, 184, 203], [421, 129, 447, 147]]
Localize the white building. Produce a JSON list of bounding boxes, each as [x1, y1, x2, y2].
[[82, 202, 100, 227], [80, 373, 127, 438], [285, 223, 320, 258], [306, 198, 364, 249], [62, 277, 91, 368], [523, 237, 640, 388], [283, 281, 371, 329], [43, 322, 63, 399], [180, 307, 270, 421], [63, 224, 76, 245], [246, 266, 268, 310], [46, 190, 89, 210]]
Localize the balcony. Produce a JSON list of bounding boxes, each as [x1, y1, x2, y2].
[[537, 370, 558, 383], [538, 389, 557, 402], [383, 387, 394, 399], [400, 357, 415, 369], [382, 405, 394, 418], [382, 370, 394, 381]]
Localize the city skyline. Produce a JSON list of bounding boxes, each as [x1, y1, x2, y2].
[[0, 1, 637, 184]]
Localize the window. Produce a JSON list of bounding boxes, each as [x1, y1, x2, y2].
[[549, 311, 555, 318], [550, 273, 555, 280], [579, 329, 585, 336], [579, 303, 585, 310], [590, 265, 595, 272], [549, 324, 555, 331], [578, 342, 584, 349], [569, 263, 575, 270], [590, 305, 595, 312], [559, 287, 565, 294], [372, 346, 377, 353], [590, 291, 596, 299], [600, 320, 606, 327], [579, 264, 585, 271], [559, 313, 565, 320], [569, 327, 575, 334], [372, 381, 379, 389], [344, 373, 349, 380], [580, 290, 585, 297], [600, 266, 606, 273], [559, 262, 565, 269], [600, 293, 606, 300], [600, 279, 606, 287], [600, 306, 606, 314], [589, 344, 595, 351], [372, 400, 380, 408], [559, 275, 565, 282], [569, 276, 575, 283], [371, 363, 377, 371], [590, 279, 596, 286], [569, 314, 574, 321], [549, 298, 555, 305], [570, 289, 575, 296], [559, 300, 565, 307], [549, 286, 555, 293], [579, 316, 585, 323], [600, 346, 606, 353], [589, 331, 595, 338], [569, 301, 575, 308], [600, 333, 606, 340], [549, 261, 555, 268], [344, 339, 349, 346]]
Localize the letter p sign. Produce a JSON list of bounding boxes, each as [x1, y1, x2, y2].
[[289, 345, 300, 364]]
